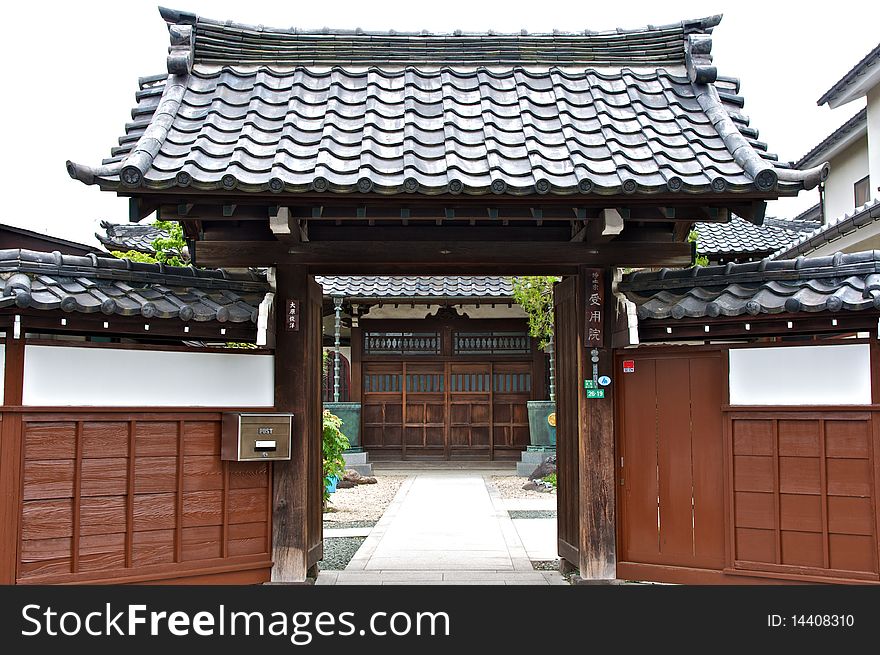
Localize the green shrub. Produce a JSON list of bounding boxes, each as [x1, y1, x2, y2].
[[322, 410, 350, 505], [542, 472, 557, 488]]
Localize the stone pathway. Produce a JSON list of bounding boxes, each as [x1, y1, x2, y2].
[[316, 471, 566, 585]]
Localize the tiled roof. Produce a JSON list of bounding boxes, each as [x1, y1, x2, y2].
[[619, 250, 880, 320], [817, 42, 880, 107], [316, 275, 513, 299], [66, 9, 828, 197], [766, 203, 822, 232], [694, 216, 816, 260], [96, 220, 167, 254], [795, 107, 867, 169], [772, 199, 880, 260], [0, 249, 268, 322]]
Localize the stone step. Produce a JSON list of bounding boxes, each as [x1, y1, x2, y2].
[[520, 450, 553, 465], [345, 463, 374, 476], [517, 461, 541, 477], [343, 451, 370, 465]]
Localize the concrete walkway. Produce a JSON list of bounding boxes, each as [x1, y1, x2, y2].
[[316, 471, 566, 585]]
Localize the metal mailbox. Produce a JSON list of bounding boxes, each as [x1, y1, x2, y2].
[[221, 413, 293, 461]]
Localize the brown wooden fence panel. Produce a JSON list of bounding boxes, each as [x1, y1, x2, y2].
[[728, 411, 879, 582], [618, 350, 726, 574], [554, 275, 580, 566], [16, 411, 272, 585]]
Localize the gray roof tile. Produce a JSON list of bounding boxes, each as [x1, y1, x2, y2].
[[695, 215, 818, 260], [817, 42, 880, 106], [619, 250, 880, 320], [316, 275, 513, 299], [0, 249, 268, 323], [66, 10, 826, 197], [772, 198, 880, 260], [96, 220, 167, 254]]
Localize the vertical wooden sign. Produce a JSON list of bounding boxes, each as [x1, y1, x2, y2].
[[286, 299, 299, 331], [585, 269, 605, 348]]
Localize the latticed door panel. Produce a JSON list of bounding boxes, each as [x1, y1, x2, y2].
[[449, 364, 492, 456], [361, 363, 404, 453]]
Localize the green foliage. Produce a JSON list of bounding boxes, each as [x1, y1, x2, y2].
[[151, 220, 188, 266], [688, 229, 710, 267], [542, 472, 557, 488], [510, 276, 560, 349], [109, 220, 188, 267], [322, 410, 350, 506], [110, 250, 158, 263]]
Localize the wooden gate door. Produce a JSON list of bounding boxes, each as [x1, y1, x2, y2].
[[449, 363, 491, 460], [554, 275, 581, 567], [616, 349, 726, 583], [403, 363, 447, 459]]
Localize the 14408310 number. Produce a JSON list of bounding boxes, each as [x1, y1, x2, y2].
[[768, 614, 855, 628]]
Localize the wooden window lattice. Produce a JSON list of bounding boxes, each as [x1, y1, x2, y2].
[[454, 332, 530, 355], [363, 332, 440, 355]]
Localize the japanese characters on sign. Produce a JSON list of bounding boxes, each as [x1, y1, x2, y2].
[[286, 299, 299, 332], [586, 269, 604, 348]]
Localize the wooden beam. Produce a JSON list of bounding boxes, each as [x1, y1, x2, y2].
[[269, 206, 298, 243], [271, 266, 322, 582], [194, 240, 694, 271], [577, 266, 617, 581]]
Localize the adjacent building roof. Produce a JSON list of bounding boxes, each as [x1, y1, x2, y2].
[[619, 250, 880, 320], [0, 249, 267, 323], [772, 198, 880, 259], [66, 9, 827, 198], [316, 275, 513, 299], [817, 42, 880, 108], [766, 202, 822, 232], [0, 224, 103, 257], [795, 107, 867, 169], [694, 215, 817, 262], [96, 220, 166, 254]]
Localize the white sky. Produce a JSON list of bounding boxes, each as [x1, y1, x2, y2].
[[1, 0, 877, 247]]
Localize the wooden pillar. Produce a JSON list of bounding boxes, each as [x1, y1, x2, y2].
[[271, 265, 323, 582], [577, 267, 617, 581], [0, 327, 25, 584]]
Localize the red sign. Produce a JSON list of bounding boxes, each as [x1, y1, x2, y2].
[[585, 269, 605, 348], [623, 360, 635, 373], [286, 299, 299, 331]]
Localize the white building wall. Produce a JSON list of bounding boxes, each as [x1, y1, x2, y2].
[[825, 137, 870, 222], [729, 344, 871, 405], [868, 86, 880, 206], [22, 345, 274, 407]]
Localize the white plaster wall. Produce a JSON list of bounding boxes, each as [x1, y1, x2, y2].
[[868, 86, 880, 206], [22, 345, 274, 407], [729, 344, 871, 405], [824, 137, 870, 222]]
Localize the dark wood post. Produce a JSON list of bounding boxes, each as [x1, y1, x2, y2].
[[271, 265, 323, 582], [577, 266, 617, 581], [0, 328, 25, 583]]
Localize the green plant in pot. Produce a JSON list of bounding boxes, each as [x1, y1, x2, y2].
[[510, 276, 559, 447], [322, 410, 350, 508]]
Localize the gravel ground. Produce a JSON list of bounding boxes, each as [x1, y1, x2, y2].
[[323, 475, 407, 523], [490, 475, 557, 499], [323, 520, 377, 530], [318, 537, 366, 571], [531, 560, 560, 571], [509, 510, 557, 519]]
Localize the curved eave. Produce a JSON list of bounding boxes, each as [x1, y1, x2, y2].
[[72, 171, 810, 198]]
